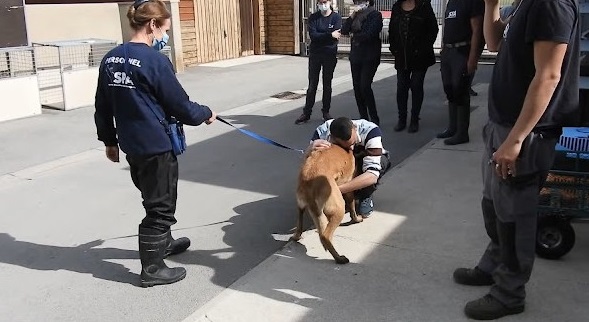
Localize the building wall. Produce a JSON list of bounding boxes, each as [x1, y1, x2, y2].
[[25, 3, 124, 44], [264, 0, 298, 55], [179, 0, 197, 66]]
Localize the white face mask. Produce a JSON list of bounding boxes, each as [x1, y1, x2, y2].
[[317, 2, 330, 12]]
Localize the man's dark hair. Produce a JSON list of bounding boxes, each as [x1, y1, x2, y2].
[[330, 117, 354, 141]]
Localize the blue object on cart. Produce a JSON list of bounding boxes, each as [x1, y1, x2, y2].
[[555, 127, 589, 160]]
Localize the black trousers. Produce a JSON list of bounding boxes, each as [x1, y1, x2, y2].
[[440, 47, 470, 107], [127, 151, 178, 233], [396, 68, 428, 120], [353, 151, 392, 200], [351, 59, 381, 125], [303, 52, 338, 115]]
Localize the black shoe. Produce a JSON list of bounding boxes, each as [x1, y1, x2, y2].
[[465, 294, 524, 320], [444, 134, 469, 145], [453, 267, 494, 286], [164, 231, 191, 258], [470, 87, 478, 96], [322, 111, 332, 121], [408, 119, 419, 133], [394, 120, 406, 132], [294, 114, 310, 125], [139, 227, 187, 288], [436, 129, 455, 138]]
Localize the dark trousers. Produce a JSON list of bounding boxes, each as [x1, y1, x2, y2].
[[478, 121, 558, 307], [303, 52, 338, 115], [440, 47, 470, 107], [127, 151, 178, 233], [396, 68, 428, 120], [351, 59, 381, 125], [353, 151, 392, 200]]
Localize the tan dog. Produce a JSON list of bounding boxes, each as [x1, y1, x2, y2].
[[291, 143, 363, 264]]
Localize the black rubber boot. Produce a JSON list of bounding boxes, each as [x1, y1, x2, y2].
[[436, 103, 457, 139], [139, 226, 186, 287], [164, 230, 191, 258], [444, 105, 470, 145]]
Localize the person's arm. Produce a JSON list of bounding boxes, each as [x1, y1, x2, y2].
[[338, 148, 381, 194], [425, 3, 440, 46], [493, 0, 577, 178], [334, 13, 343, 30], [306, 122, 332, 154], [467, 16, 484, 74], [94, 63, 117, 147], [341, 15, 353, 35], [153, 58, 213, 126], [351, 11, 383, 43], [308, 15, 331, 41], [494, 41, 568, 177], [483, 0, 508, 52]]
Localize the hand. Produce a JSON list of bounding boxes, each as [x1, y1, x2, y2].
[[105, 146, 119, 163], [491, 141, 522, 179], [311, 139, 332, 151], [467, 59, 478, 75], [206, 111, 217, 125], [331, 29, 341, 39], [349, 7, 358, 17]]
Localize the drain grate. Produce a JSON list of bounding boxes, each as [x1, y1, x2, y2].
[[271, 91, 306, 100]]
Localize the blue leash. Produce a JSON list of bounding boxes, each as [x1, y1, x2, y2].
[[216, 116, 305, 154]]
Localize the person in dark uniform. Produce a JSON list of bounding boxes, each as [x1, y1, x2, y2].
[[388, 0, 439, 133], [295, 0, 342, 124], [437, 0, 485, 145], [341, 0, 383, 125], [453, 0, 580, 319], [94, 0, 217, 287]]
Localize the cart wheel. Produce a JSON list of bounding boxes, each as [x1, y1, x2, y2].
[[536, 217, 575, 260]]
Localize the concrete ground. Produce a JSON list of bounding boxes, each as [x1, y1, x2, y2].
[[0, 55, 587, 322]]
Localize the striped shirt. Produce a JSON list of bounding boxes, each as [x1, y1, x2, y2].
[[311, 119, 387, 177]]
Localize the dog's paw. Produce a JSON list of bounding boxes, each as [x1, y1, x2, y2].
[[290, 235, 302, 242], [336, 256, 350, 264], [351, 216, 363, 224]]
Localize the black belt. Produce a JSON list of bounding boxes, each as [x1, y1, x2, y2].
[[444, 41, 470, 48]]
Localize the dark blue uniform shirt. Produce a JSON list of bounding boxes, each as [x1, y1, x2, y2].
[[94, 42, 212, 156]]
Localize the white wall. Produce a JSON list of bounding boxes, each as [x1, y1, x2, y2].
[[25, 3, 123, 44]]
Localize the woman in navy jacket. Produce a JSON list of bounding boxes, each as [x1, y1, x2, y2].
[[295, 0, 342, 124], [342, 0, 384, 125], [388, 0, 438, 133], [94, 0, 216, 287]]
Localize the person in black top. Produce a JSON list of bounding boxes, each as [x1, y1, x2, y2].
[[388, 0, 439, 133], [453, 0, 580, 319], [341, 0, 383, 125], [295, 0, 342, 124], [437, 0, 484, 145], [94, 0, 216, 287]]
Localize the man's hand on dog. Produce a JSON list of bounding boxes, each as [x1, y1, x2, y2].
[[311, 139, 332, 151]]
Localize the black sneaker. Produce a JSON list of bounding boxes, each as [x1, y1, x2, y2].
[[465, 294, 524, 320], [322, 111, 332, 121], [453, 267, 494, 286], [294, 114, 310, 125]]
